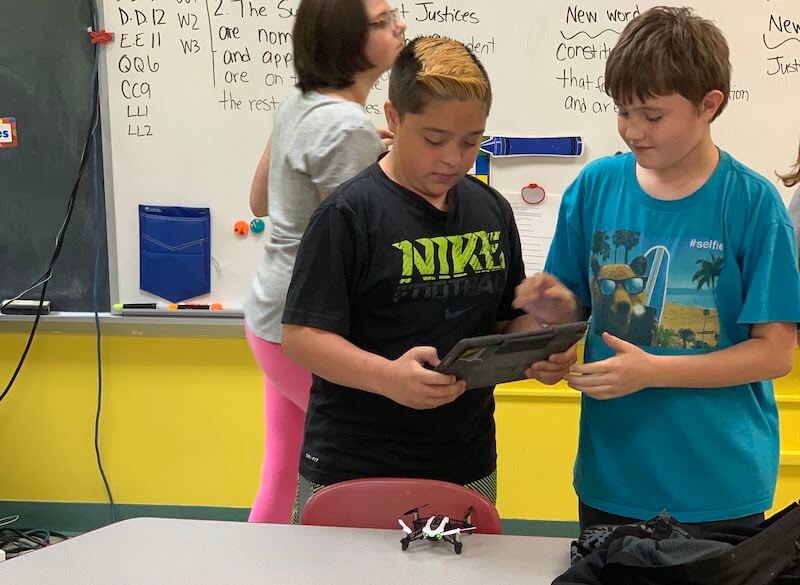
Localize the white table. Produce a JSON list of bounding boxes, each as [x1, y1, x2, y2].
[[0, 517, 572, 584]]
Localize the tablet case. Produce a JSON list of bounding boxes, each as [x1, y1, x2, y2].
[[437, 321, 588, 389]]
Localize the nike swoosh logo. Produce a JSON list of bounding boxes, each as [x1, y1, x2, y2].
[[445, 306, 474, 320]]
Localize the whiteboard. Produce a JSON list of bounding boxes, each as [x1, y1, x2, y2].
[[98, 0, 800, 309]]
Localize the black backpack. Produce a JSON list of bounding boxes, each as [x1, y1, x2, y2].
[[553, 501, 800, 585]]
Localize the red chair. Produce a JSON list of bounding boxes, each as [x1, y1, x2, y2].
[[301, 477, 502, 534]]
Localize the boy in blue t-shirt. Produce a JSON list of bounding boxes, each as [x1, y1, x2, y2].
[[516, 7, 800, 530]]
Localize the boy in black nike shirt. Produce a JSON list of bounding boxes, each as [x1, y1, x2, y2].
[[282, 36, 575, 518]]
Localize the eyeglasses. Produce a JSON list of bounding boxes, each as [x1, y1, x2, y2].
[[369, 7, 401, 32], [597, 276, 646, 296]]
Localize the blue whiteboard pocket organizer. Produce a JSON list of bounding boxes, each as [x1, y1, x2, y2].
[[139, 205, 211, 302]]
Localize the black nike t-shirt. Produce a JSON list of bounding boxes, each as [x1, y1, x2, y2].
[[283, 161, 525, 485]]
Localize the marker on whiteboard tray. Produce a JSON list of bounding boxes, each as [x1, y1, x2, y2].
[[480, 136, 583, 158], [113, 303, 233, 316], [113, 302, 161, 314]]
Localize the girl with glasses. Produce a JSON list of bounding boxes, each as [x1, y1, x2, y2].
[[243, 0, 406, 524]]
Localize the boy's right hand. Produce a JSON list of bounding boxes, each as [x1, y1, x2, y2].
[[513, 273, 578, 324], [380, 346, 466, 410]]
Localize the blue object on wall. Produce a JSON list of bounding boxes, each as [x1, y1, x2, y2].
[[139, 205, 211, 302], [480, 136, 583, 158]]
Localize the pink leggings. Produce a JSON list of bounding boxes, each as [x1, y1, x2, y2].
[[245, 324, 311, 523]]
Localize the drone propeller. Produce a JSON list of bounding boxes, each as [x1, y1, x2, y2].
[[398, 519, 413, 535], [402, 504, 429, 516], [440, 526, 477, 537]]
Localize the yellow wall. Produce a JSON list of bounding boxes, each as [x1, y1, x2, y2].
[[0, 331, 798, 520]]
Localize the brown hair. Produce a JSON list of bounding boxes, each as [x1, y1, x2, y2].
[[605, 6, 731, 120], [293, 0, 371, 93], [388, 36, 492, 118], [779, 143, 800, 188]]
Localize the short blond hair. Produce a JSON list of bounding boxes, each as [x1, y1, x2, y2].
[[605, 6, 731, 120], [389, 36, 491, 116]]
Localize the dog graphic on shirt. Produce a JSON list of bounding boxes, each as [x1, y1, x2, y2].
[[591, 255, 657, 346]]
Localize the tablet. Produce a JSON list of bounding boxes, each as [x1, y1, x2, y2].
[[436, 321, 588, 389]]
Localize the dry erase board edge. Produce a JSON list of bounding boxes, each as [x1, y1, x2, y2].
[[110, 309, 244, 318], [0, 312, 245, 338]]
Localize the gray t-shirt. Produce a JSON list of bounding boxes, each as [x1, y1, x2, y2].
[[244, 89, 382, 342], [789, 186, 800, 245]]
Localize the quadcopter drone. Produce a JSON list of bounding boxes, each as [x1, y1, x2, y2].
[[397, 505, 476, 554]]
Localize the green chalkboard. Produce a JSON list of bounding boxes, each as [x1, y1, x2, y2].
[[0, 0, 110, 312]]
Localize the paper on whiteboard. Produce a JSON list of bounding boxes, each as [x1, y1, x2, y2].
[[507, 194, 561, 276]]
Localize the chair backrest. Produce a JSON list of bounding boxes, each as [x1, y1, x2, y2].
[[301, 477, 502, 534]]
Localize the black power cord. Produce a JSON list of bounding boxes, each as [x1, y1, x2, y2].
[[0, 528, 68, 559]]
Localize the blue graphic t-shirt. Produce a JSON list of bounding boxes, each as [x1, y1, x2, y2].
[[545, 150, 800, 522]]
